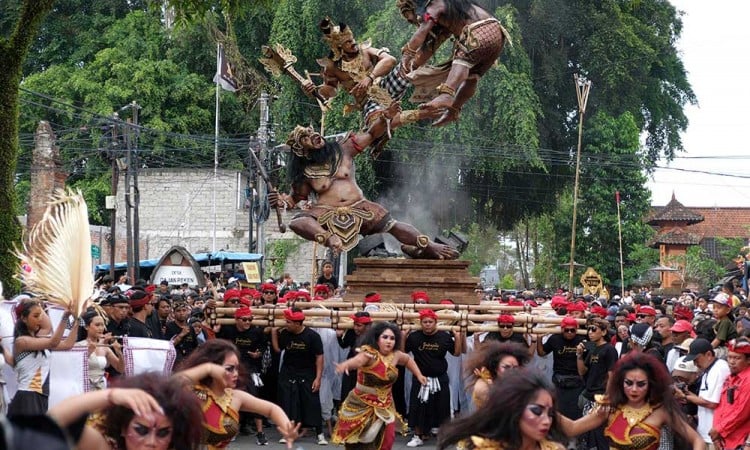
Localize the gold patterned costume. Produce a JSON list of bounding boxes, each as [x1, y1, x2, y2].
[[460, 436, 561, 450], [603, 404, 660, 450], [293, 199, 396, 252], [332, 345, 406, 450], [193, 385, 240, 450]]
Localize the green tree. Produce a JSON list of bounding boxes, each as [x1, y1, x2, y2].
[[0, 0, 57, 294], [666, 246, 724, 291], [547, 112, 654, 288]]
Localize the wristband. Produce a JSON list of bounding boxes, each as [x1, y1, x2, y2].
[[366, 74, 374, 83]]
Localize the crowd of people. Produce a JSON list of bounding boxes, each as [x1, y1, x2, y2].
[[2, 271, 750, 450]]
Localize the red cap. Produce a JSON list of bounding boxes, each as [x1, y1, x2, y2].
[[497, 314, 515, 325], [365, 292, 382, 303], [637, 305, 657, 316], [439, 299, 455, 305], [239, 298, 252, 307], [566, 302, 586, 312], [727, 339, 750, 355], [673, 304, 694, 321], [626, 313, 637, 322], [261, 283, 277, 293], [590, 306, 608, 317], [418, 309, 438, 321], [239, 288, 254, 298], [295, 291, 311, 301], [670, 319, 694, 334], [145, 284, 156, 294], [126, 289, 152, 308], [224, 288, 241, 301], [506, 299, 524, 307], [234, 306, 253, 319], [349, 312, 372, 324], [524, 299, 539, 307], [314, 284, 331, 294], [411, 291, 430, 303], [550, 296, 569, 309], [561, 317, 579, 328], [283, 308, 305, 321]]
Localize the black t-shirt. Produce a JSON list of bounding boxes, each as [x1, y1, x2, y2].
[[218, 326, 267, 371], [485, 332, 529, 347], [165, 321, 198, 360], [582, 342, 618, 398], [543, 333, 585, 376], [127, 318, 152, 338], [106, 317, 129, 338], [405, 330, 454, 377], [316, 274, 339, 289], [278, 327, 323, 372]]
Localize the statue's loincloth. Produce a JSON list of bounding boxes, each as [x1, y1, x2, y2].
[[293, 199, 396, 251], [452, 18, 509, 77], [406, 18, 510, 104]]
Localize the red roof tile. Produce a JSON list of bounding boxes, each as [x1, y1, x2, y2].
[[684, 207, 750, 239]]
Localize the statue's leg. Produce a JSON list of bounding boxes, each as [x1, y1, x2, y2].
[[387, 222, 459, 260], [432, 75, 478, 127], [289, 216, 344, 253]]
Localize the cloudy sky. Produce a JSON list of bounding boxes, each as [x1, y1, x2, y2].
[[646, 0, 750, 207]]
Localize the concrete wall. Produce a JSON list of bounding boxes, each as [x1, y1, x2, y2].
[[116, 168, 322, 282]]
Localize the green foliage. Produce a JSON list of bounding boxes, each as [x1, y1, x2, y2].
[[545, 111, 654, 288], [500, 274, 515, 290], [266, 237, 303, 278], [714, 237, 748, 269], [456, 223, 502, 276], [666, 246, 724, 291]]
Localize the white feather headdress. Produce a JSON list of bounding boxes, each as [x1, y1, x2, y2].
[[17, 189, 95, 317]]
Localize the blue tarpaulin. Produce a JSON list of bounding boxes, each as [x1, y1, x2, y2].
[[95, 251, 263, 273]]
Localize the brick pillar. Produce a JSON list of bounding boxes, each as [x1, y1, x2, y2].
[[27, 121, 66, 234]]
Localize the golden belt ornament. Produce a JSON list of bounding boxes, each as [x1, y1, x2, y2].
[[317, 204, 375, 251]]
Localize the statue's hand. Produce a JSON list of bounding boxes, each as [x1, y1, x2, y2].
[[301, 80, 317, 96], [327, 235, 344, 254], [383, 101, 402, 121], [268, 191, 289, 208]]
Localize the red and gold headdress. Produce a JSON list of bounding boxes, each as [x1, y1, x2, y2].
[[319, 17, 355, 61]]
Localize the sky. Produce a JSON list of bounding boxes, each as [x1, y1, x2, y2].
[[647, 0, 750, 207]]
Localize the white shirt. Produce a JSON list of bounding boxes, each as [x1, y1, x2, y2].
[[696, 358, 730, 442]]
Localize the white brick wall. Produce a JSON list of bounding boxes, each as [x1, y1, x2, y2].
[[117, 168, 320, 282]]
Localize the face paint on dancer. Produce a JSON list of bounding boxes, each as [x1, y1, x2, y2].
[[124, 411, 173, 450], [519, 390, 554, 444], [623, 368, 649, 404], [221, 353, 240, 389], [378, 329, 397, 354]]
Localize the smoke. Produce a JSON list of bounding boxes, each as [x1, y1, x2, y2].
[[376, 139, 472, 241]]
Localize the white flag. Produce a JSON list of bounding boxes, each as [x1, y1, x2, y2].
[[214, 46, 238, 92]]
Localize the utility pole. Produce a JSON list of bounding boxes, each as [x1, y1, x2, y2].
[[124, 116, 133, 284], [568, 74, 592, 292], [108, 113, 119, 280], [130, 101, 141, 281], [256, 92, 270, 262]]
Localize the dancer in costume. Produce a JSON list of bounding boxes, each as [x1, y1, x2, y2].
[[463, 340, 529, 409], [179, 339, 300, 450], [333, 321, 427, 450], [49, 372, 203, 450], [76, 308, 125, 390], [269, 119, 458, 259], [397, 0, 510, 126], [437, 370, 565, 450], [559, 352, 705, 450], [7, 299, 79, 416]]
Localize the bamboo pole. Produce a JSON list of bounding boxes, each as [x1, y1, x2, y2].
[[213, 317, 587, 335], [214, 300, 555, 312], [214, 307, 585, 326]]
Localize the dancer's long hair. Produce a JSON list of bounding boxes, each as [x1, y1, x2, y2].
[[360, 321, 402, 352], [437, 369, 563, 449], [105, 373, 203, 450], [463, 340, 529, 386]]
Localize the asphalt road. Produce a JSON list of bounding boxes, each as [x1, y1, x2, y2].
[[226, 428, 439, 450]]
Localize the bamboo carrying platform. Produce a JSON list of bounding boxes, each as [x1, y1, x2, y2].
[[344, 258, 481, 305], [208, 301, 588, 335]]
